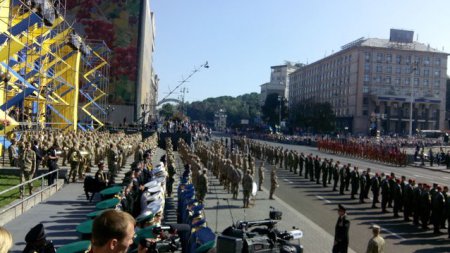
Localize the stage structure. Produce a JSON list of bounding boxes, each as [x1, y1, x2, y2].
[[0, 0, 110, 148]]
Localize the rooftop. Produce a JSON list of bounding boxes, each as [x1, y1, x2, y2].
[[360, 38, 447, 54]]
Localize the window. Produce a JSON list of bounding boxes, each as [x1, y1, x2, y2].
[[386, 66, 392, 73], [434, 79, 440, 87], [377, 53, 383, 63], [435, 58, 441, 66], [423, 68, 429, 76], [363, 110, 368, 116], [396, 66, 401, 74], [396, 55, 402, 64], [414, 78, 419, 86], [375, 76, 381, 83], [386, 54, 392, 63], [424, 57, 430, 66], [423, 79, 429, 86], [385, 76, 391, 84], [364, 74, 370, 83], [404, 78, 410, 85], [364, 63, 371, 73], [363, 97, 369, 105], [434, 70, 441, 77], [376, 65, 382, 73], [363, 86, 369, 93], [405, 55, 411, 65], [365, 52, 371, 62], [395, 78, 401, 85]]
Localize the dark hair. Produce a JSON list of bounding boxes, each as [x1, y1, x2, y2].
[[92, 210, 135, 247]]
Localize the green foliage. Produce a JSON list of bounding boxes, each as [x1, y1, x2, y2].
[[261, 93, 288, 127], [290, 99, 336, 133], [159, 103, 176, 120], [185, 93, 260, 126]]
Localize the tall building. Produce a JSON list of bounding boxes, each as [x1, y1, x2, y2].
[[289, 29, 448, 135], [260, 62, 302, 105], [67, 0, 158, 124]]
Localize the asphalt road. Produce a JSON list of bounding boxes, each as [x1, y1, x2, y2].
[[227, 137, 450, 253]]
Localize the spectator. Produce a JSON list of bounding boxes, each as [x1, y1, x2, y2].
[[0, 227, 13, 253], [91, 209, 141, 253]]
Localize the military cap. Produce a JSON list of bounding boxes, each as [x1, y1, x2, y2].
[[370, 224, 381, 230], [86, 209, 109, 219], [100, 186, 123, 199], [192, 204, 204, 213], [97, 161, 105, 167], [136, 210, 154, 223], [146, 198, 163, 214], [192, 218, 207, 228], [96, 197, 120, 210], [134, 225, 157, 245], [144, 180, 158, 189], [56, 240, 91, 253], [25, 223, 46, 243], [338, 204, 346, 212], [76, 219, 93, 237]]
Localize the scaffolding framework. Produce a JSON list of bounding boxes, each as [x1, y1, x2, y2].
[[0, 0, 110, 142]]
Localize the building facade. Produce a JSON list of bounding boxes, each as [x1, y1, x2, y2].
[[289, 30, 448, 135], [260, 62, 302, 105]]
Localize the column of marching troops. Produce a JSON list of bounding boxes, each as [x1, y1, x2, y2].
[[231, 136, 450, 238], [317, 139, 408, 167], [174, 136, 283, 253]]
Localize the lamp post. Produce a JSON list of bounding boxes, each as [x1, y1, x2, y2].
[[409, 62, 418, 137], [277, 95, 282, 127]]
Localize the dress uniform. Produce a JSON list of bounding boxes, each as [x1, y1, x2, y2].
[[333, 204, 350, 253]]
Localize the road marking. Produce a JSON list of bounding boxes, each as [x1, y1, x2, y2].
[[283, 178, 289, 182], [316, 195, 332, 204], [372, 223, 406, 241]]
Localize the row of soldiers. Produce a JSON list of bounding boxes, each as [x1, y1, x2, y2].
[[317, 139, 408, 166], [7, 129, 145, 196], [233, 136, 450, 237]]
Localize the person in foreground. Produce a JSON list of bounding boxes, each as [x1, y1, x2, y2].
[[333, 204, 350, 253], [90, 209, 148, 253]]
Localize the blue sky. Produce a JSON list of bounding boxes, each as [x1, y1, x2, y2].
[[152, 0, 450, 103]]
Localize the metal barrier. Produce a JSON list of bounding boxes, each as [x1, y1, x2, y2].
[[0, 168, 64, 216]]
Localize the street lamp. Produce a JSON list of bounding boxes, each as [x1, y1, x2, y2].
[[409, 62, 418, 137], [277, 95, 282, 126]]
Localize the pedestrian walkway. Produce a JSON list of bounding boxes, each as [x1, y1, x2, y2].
[[4, 148, 166, 253], [202, 172, 357, 253]]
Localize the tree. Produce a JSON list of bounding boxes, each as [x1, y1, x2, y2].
[[184, 92, 261, 126], [159, 103, 176, 120], [290, 100, 335, 133], [261, 93, 288, 128]]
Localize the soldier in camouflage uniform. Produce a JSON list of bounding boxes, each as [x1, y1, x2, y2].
[[242, 169, 254, 208], [19, 142, 36, 197], [269, 166, 279, 200]]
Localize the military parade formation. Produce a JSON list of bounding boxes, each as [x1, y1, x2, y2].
[[232, 136, 450, 238], [2, 125, 450, 253]]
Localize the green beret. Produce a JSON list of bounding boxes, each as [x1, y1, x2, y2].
[[76, 220, 93, 236], [56, 240, 91, 253], [95, 198, 120, 210]]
